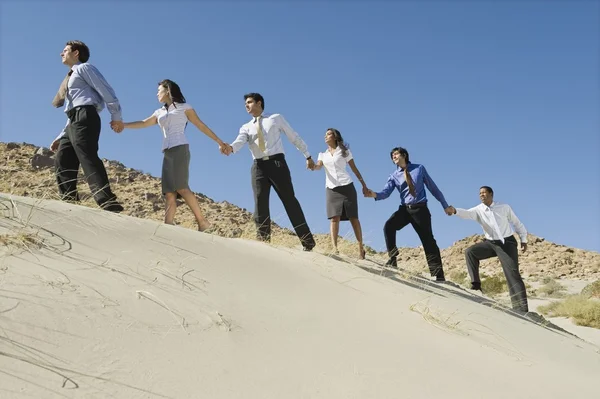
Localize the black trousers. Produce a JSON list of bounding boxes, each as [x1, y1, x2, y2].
[[54, 105, 117, 206], [465, 236, 528, 312], [384, 204, 444, 278], [251, 154, 314, 248]]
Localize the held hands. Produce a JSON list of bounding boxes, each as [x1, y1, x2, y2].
[[111, 120, 124, 133], [219, 142, 233, 156], [444, 205, 456, 216], [306, 158, 315, 170], [363, 188, 377, 198]]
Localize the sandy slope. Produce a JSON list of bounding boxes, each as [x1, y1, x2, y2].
[[0, 194, 599, 399]]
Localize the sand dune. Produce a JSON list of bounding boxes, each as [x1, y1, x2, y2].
[[0, 194, 599, 399]]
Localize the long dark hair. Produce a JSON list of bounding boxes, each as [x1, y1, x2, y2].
[[327, 128, 349, 157], [159, 79, 186, 109]]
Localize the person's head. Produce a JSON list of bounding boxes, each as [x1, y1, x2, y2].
[[157, 79, 186, 107], [61, 40, 90, 66], [244, 93, 265, 117], [390, 147, 410, 167], [479, 186, 494, 206], [324, 128, 349, 157]]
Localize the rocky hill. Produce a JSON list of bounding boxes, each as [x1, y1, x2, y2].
[[2, 142, 599, 282]]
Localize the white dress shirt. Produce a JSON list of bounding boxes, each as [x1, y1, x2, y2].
[[231, 113, 310, 160], [318, 147, 354, 189], [152, 102, 192, 151], [455, 201, 527, 243]]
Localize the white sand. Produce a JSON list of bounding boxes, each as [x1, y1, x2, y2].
[[1, 194, 599, 399]]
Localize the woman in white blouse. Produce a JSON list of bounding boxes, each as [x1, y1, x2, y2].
[[312, 128, 369, 259], [121, 79, 229, 231]]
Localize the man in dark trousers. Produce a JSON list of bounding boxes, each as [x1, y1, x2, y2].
[[448, 186, 529, 313], [365, 147, 454, 280], [224, 93, 316, 251], [50, 40, 124, 212]]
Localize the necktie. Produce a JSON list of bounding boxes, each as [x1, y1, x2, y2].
[[404, 166, 417, 197], [52, 70, 73, 108], [255, 116, 266, 152]]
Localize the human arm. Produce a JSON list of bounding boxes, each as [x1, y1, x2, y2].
[[369, 175, 397, 201], [76, 63, 122, 121], [421, 165, 450, 210], [276, 114, 311, 161], [507, 205, 528, 249], [185, 108, 230, 154], [123, 114, 158, 129], [230, 125, 250, 154], [452, 206, 481, 222], [50, 119, 70, 150], [347, 157, 368, 193]]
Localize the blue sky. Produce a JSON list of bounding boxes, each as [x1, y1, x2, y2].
[[1, 1, 599, 252]]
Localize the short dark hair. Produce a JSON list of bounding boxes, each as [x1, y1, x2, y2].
[[390, 147, 410, 163], [158, 79, 186, 108], [66, 40, 90, 63], [244, 93, 265, 110], [480, 186, 494, 195]]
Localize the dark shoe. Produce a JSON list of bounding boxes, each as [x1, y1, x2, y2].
[[434, 270, 446, 282], [101, 200, 124, 213], [302, 242, 315, 252], [471, 282, 482, 291], [385, 256, 397, 268]]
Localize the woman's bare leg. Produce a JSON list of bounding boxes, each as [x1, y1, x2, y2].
[[177, 188, 211, 231]]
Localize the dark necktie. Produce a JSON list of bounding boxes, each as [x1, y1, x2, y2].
[[52, 70, 73, 108], [404, 166, 416, 197]]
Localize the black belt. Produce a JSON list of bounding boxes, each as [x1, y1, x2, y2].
[[66, 104, 96, 119], [404, 202, 427, 209], [254, 153, 285, 163]]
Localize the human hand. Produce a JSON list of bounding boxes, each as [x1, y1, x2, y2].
[[111, 120, 124, 133], [50, 139, 60, 152], [364, 189, 376, 198], [362, 186, 369, 196], [521, 243, 528, 252], [445, 206, 456, 216], [219, 142, 233, 156], [306, 158, 315, 170]]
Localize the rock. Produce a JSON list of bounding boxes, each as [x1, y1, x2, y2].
[[35, 147, 53, 156], [6, 142, 20, 150], [144, 192, 159, 201], [31, 153, 55, 169]]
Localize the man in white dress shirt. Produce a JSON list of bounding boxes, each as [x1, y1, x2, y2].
[[225, 93, 316, 251], [449, 186, 529, 312]]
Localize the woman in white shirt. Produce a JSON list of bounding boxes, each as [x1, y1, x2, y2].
[[121, 79, 229, 231], [312, 128, 369, 259]]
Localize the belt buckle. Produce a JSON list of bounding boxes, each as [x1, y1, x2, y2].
[[261, 156, 270, 161]]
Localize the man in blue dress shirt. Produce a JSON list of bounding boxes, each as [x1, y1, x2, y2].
[[50, 40, 124, 212], [366, 147, 454, 281]]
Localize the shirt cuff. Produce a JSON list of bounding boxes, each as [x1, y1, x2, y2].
[[303, 151, 311, 159], [111, 111, 123, 122], [520, 235, 527, 243]]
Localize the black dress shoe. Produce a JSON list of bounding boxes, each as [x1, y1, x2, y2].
[[385, 257, 397, 268], [101, 201, 124, 213], [302, 243, 315, 252]]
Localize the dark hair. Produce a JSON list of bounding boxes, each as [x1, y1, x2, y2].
[[390, 147, 410, 163], [244, 93, 265, 110], [480, 186, 494, 196], [326, 128, 350, 157], [158, 79, 186, 109], [66, 40, 90, 63]]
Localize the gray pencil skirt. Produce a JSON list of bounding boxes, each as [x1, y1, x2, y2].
[[326, 182, 359, 221], [162, 144, 190, 195]]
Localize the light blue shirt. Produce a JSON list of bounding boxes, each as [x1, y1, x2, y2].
[[374, 162, 449, 209], [55, 62, 122, 140]]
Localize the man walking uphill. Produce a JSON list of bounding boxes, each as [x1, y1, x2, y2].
[[50, 40, 124, 212]]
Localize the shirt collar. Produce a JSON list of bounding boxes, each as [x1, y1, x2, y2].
[[398, 161, 412, 171], [253, 112, 271, 122]]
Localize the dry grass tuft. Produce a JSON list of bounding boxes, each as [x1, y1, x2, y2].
[[0, 230, 43, 253], [409, 300, 465, 334], [538, 295, 600, 329], [581, 280, 600, 299], [480, 273, 508, 296], [534, 277, 567, 298]]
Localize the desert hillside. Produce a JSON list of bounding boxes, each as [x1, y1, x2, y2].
[[0, 194, 599, 398], [2, 141, 599, 282]]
